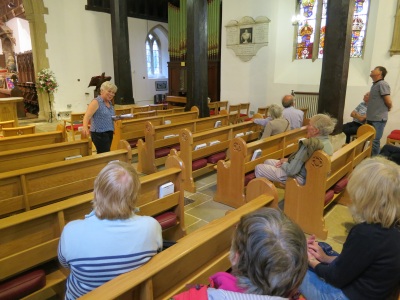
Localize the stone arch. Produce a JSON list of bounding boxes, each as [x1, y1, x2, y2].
[[21, 0, 49, 119]]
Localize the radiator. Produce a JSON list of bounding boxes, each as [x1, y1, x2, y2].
[[292, 91, 319, 118]]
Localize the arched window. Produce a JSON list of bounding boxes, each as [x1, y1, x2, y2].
[[293, 0, 369, 60], [146, 32, 161, 77]]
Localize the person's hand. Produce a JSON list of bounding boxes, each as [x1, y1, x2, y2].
[[307, 234, 317, 245], [307, 240, 332, 264], [81, 127, 90, 138], [275, 158, 288, 168], [307, 251, 320, 268]]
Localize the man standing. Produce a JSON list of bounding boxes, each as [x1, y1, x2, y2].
[[343, 92, 369, 144], [282, 95, 304, 130], [366, 66, 392, 156]]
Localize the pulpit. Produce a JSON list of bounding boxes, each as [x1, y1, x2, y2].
[[0, 97, 24, 126]]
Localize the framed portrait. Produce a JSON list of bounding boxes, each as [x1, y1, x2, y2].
[[240, 27, 253, 44], [155, 81, 168, 91]]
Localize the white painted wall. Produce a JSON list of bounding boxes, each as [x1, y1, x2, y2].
[[6, 18, 32, 53], [221, 0, 400, 144], [42, 0, 168, 113]]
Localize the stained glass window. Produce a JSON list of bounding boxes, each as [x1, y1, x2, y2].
[[146, 32, 161, 77], [294, 0, 369, 60]]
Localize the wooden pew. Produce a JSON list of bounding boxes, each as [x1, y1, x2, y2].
[[0, 131, 64, 152], [111, 106, 199, 152], [80, 178, 278, 300], [2, 124, 35, 137], [0, 156, 186, 300], [215, 126, 308, 208], [137, 113, 230, 174], [173, 121, 261, 192], [284, 124, 375, 239], [208, 101, 229, 115], [0, 140, 131, 218], [0, 139, 92, 172], [166, 95, 186, 108], [0, 119, 15, 131]]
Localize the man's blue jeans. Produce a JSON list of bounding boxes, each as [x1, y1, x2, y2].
[[299, 270, 349, 300], [367, 120, 387, 156]]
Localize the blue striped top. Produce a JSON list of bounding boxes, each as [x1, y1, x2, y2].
[[90, 96, 115, 132], [58, 211, 162, 299]]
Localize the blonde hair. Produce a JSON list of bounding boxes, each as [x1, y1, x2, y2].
[[310, 113, 336, 136], [347, 157, 400, 228], [267, 104, 283, 119], [93, 161, 140, 220], [100, 81, 118, 93]]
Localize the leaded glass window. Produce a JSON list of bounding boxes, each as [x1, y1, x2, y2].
[[146, 32, 161, 77], [294, 0, 369, 60]]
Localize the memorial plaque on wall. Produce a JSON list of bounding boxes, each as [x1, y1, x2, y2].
[[226, 16, 271, 62]]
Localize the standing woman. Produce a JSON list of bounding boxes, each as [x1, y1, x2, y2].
[[82, 81, 117, 153]]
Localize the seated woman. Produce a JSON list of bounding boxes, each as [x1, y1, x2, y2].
[[58, 161, 162, 300], [300, 157, 400, 300], [255, 113, 336, 185], [260, 104, 290, 139], [173, 208, 308, 299]]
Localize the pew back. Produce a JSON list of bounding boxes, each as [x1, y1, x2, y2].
[[0, 139, 92, 172], [176, 121, 261, 192], [137, 113, 230, 174], [111, 107, 199, 151], [215, 126, 308, 208], [2, 125, 36, 137], [0, 140, 131, 218], [0, 131, 64, 152]]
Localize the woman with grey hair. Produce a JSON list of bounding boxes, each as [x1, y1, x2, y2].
[[260, 104, 290, 139], [58, 161, 162, 299], [255, 113, 336, 185], [82, 81, 117, 153], [172, 208, 308, 299], [300, 157, 400, 299]]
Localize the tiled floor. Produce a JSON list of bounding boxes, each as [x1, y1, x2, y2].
[[20, 118, 354, 253]]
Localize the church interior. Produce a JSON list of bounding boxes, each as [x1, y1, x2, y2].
[[0, 0, 399, 299]]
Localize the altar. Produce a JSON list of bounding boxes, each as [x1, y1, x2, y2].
[[0, 97, 24, 126]]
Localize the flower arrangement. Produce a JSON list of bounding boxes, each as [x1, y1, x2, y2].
[[36, 68, 59, 94]]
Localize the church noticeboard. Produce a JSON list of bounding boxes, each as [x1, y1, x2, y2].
[[226, 16, 271, 62]]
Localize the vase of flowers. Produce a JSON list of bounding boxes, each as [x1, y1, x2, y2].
[[36, 68, 59, 122]]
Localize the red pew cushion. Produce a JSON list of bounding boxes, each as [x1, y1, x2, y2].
[[155, 212, 178, 230], [333, 177, 348, 193], [155, 147, 171, 158], [387, 130, 400, 141], [244, 172, 256, 186], [207, 152, 226, 164], [324, 189, 335, 205], [0, 269, 46, 300], [127, 139, 138, 148], [65, 124, 83, 131], [170, 144, 180, 151], [192, 158, 208, 171]]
